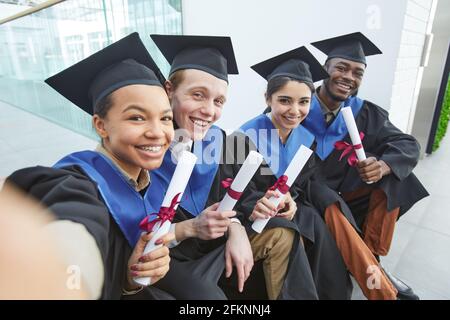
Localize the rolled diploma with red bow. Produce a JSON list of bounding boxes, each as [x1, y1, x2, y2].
[[341, 107, 366, 161], [217, 151, 264, 212], [252, 145, 313, 233], [134, 150, 197, 286], [341, 107, 373, 184]]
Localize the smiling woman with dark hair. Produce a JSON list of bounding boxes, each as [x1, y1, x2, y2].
[[4, 33, 175, 299], [230, 45, 355, 300]]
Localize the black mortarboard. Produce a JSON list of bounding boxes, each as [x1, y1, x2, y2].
[[311, 32, 382, 66], [251, 46, 329, 84], [45, 32, 165, 115], [150, 34, 238, 82]]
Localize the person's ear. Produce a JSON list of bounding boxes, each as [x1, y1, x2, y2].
[[265, 92, 271, 106], [164, 80, 173, 100], [92, 115, 108, 139]]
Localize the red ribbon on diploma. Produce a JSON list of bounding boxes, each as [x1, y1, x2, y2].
[[334, 132, 365, 167], [268, 175, 290, 194], [221, 178, 243, 200], [139, 193, 181, 232]]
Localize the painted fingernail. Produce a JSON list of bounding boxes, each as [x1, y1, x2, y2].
[[131, 271, 139, 277], [155, 239, 163, 245], [138, 256, 145, 263], [130, 265, 139, 271]]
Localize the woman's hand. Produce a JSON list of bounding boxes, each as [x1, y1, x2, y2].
[[275, 192, 297, 221], [249, 190, 280, 221], [125, 232, 174, 290]]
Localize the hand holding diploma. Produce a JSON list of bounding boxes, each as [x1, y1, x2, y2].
[[126, 231, 173, 291], [335, 107, 373, 184], [250, 190, 297, 221], [356, 157, 392, 184], [133, 150, 197, 286], [189, 151, 264, 241], [252, 145, 313, 233]]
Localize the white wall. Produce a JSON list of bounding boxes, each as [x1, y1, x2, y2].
[[411, 0, 450, 154], [181, 0, 409, 132], [389, 0, 436, 133]]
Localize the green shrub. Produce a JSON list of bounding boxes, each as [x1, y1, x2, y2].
[[432, 78, 450, 152]]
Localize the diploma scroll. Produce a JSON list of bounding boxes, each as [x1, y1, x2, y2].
[[252, 145, 313, 233], [341, 107, 366, 161], [341, 107, 373, 184], [217, 151, 264, 212], [134, 150, 197, 286]]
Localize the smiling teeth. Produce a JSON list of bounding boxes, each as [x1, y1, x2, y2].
[[193, 119, 209, 127], [138, 145, 162, 152], [337, 83, 351, 90]]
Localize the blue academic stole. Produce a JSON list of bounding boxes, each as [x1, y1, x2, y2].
[[147, 125, 223, 217], [303, 94, 364, 160], [53, 151, 156, 247], [239, 114, 315, 178]]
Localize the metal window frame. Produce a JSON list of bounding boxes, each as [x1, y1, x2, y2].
[[0, 0, 65, 25]]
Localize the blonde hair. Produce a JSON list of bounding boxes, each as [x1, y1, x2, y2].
[[168, 69, 186, 90]]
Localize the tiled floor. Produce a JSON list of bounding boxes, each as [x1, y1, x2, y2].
[[350, 122, 450, 300], [1, 100, 449, 300]]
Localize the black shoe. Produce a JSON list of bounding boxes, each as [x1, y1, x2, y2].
[[382, 268, 420, 300]]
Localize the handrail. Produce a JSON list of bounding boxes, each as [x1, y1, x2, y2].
[[0, 0, 65, 25]]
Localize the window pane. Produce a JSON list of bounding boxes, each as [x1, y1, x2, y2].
[[0, 0, 182, 140]]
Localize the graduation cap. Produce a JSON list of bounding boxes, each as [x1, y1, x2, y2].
[[150, 34, 238, 82], [45, 32, 165, 115], [310, 32, 382, 66], [251, 46, 329, 84]]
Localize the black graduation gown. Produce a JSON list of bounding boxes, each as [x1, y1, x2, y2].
[[6, 165, 174, 300], [152, 128, 248, 299], [153, 127, 321, 300], [310, 96, 429, 227], [229, 130, 352, 300]]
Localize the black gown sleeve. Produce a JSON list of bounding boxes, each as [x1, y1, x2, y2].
[[367, 102, 421, 181], [301, 148, 360, 230], [290, 142, 322, 202]]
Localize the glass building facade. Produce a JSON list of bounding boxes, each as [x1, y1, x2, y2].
[[0, 0, 182, 139]]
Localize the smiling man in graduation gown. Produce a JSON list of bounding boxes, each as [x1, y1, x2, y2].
[[303, 32, 429, 300]]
